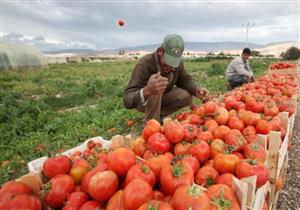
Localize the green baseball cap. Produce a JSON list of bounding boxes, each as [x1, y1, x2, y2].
[[162, 34, 184, 68]]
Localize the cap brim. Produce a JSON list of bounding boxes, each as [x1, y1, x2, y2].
[[164, 52, 181, 68]]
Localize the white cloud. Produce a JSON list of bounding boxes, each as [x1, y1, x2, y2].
[[2, 1, 299, 51]]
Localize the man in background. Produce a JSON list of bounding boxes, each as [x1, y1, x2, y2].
[[226, 48, 254, 89]]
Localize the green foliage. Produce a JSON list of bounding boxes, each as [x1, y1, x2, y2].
[[251, 50, 260, 57], [0, 59, 271, 183], [281, 46, 300, 60], [207, 63, 227, 76]]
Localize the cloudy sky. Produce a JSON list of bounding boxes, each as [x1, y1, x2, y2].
[[1, 0, 299, 51]]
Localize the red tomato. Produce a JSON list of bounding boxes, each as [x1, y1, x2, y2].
[[44, 174, 75, 209], [224, 96, 239, 110], [153, 190, 165, 201], [256, 119, 273, 134], [0, 181, 31, 205], [125, 164, 156, 187], [182, 123, 199, 142], [243, 143, 266, 163], [195, 166, 219, 187], [145, 154, 171, 182], [171, 184, 211, 210], [224, 129, 247, 152], [240, 111, 261, 126], [123, 179, 154, 210], [275, 176, 284, 192], [210, 139, 226, 159], [186, 113, 202, 125], [213, 126, 230, 140], [81, 163, 107, 193], [96, 151, 108, 165], [142, 149, 153, 159], [148, 132, 171, 154], [214, 154, 240, 174], [178, 156, 200, 174], [197, 131, 214, 144], [195, 106, 205, 117], [173, 141, 192, 155], [1, 194, 41, 210], [108, 147, 136, 177], [106, 190, 125, 210], [87, 140, 96, 149], [227, 116, 245, 131], [160, 162, 194, 195], [69, 158, 91, 184], [188, 141, 210, 163], [138, 200, 173, 210], [118, 19, 125, 26], [269, 116, 281, 131], [63, 191, 88, 210], [43, 155, 71, 178], [207, 184, 241, 210], [214, 107, 229, 125], [88, 170, 118, 202], [164, 121, 185, 143], [232, 151, 244, 160], [142, 119, 161, 140], [246, 135, 258, 144], [204, 159, 215, 168], [242, 125, 257, 137], [216, 173, 235, 189], [79, 201, 104, 210], [264, 103, 279, 117], [130, 136, 147, 157], [246, 99, 264, 113], [205, 119, 219, 132], [204, 101, 218, 115], [236, 160, 269, 188]]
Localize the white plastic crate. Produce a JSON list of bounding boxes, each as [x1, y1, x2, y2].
[[27, 136, 111, 173]]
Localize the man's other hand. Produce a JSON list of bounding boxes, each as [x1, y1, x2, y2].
[[248, 76, 255, 82], [195, 87, 209, 101]]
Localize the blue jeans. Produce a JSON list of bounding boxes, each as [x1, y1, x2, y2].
[[228, 75, 248, 89]]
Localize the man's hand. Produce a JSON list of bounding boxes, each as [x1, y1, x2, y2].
[[195, 87, 209, 102], [248, 76, 255, 82], [143, 72, 168, 98]]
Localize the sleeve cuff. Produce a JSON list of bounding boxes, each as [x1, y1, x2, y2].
[[140, 88, 148, 106]]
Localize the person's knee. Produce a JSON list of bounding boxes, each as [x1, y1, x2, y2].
[[177, 90, 193, 106]]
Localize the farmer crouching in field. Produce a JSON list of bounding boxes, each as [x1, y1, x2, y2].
[[226, 48, 255, 89], [123, 34, 208, 123]]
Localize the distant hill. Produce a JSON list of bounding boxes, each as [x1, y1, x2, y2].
[[119, 41, 264, 52], [43, 41, 298, 55]]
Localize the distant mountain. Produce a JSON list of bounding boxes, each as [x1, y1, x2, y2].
[[113, 41, 265, 53], [43, 41, 298, 54], [44, 49, 97, 54]]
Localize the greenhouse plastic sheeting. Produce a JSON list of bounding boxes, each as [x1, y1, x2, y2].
[[0, 43, 48, 70]]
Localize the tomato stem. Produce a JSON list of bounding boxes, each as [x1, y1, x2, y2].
[[211, 188, 232, 210]]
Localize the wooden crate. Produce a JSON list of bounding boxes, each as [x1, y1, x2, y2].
[[233, 176, 270, 210], [269, 153, 289, 210]]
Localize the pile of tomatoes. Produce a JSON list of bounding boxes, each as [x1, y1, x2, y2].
[[269, 62, 296, 70], [0, 73, 297, 210]]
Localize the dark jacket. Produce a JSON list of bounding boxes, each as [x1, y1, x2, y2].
[[123, 51, 198, 109]]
